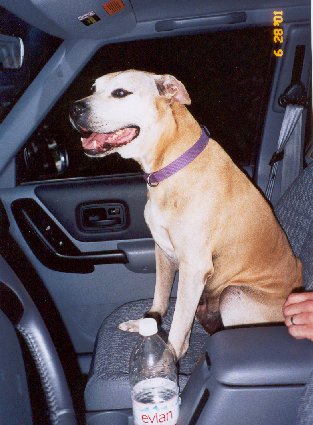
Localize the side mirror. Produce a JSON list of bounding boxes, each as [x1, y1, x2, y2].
[[0, 34, 24, 69]]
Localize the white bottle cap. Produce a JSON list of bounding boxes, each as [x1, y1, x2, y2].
[[139, 318, 158, 336]]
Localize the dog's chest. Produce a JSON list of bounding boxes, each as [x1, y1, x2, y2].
[[144, 198, 176, 259]]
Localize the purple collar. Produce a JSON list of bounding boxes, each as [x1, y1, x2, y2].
[[143, 126, 210, 187]]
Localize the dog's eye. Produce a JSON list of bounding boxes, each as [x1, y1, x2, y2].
[[111, 88, 132, 98]]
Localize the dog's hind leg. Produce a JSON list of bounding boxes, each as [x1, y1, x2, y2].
[[196, 289, 224, 334], [119, 243, 176, 332], [219, 285, 285, 327]]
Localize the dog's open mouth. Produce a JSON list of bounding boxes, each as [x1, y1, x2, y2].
[[81, 126, 140, 155]]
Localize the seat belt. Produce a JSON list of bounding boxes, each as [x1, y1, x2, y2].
[[265, 82, 308, 202]]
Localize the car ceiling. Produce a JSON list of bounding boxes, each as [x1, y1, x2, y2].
[[0, 0, 310, 41]]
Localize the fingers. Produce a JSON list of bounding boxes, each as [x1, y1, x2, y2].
[[283, 299, 313, 318], [285, 312, 313, 327], [284, 292, 313, 308], [287, 324, 313, 342], [283, 292, 313, 341]]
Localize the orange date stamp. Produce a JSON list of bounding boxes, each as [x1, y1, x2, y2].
[[273, 10, 284, 57]]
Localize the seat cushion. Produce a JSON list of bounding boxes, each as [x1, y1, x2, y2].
[[274, 163, 313, 289], [85, 298, 208, 411], [299, 221, 313, 290]]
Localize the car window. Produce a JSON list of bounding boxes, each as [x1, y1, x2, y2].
[[17, 27, 275, 183], [0, 7, 61, 124]]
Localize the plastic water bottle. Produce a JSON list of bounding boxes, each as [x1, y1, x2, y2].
[[129, 318, 180, 425]]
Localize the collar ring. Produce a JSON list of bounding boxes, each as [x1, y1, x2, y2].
[[146, 174, 159, 187]]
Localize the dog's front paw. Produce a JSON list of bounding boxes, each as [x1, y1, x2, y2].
[[118, 319, 141, 333]]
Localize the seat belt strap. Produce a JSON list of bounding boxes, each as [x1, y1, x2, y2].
[[265, 81, 308, 202], [281, 107, 303, 195], [265, 104, 303, 200]]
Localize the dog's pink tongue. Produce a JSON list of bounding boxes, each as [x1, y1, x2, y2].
[[81, 128, 137, 151], [81, 133, 107, 150]]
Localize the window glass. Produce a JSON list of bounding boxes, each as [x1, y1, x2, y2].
[[17, 27, 275, 183]]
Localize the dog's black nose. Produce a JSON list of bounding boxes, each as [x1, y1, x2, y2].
[[70, 100, 89, 119]]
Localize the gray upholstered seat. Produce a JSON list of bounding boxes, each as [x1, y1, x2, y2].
[[85, 298, 207, 411], [274, 163, 313, 425], [275, 162, 313, 290], [85, 162, 313, 414]]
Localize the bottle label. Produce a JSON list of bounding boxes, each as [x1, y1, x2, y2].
[[132, 378, 179, 425]]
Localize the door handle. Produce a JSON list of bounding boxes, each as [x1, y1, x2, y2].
[[87, 217, 121, 227], [79, 202, 126, 231]]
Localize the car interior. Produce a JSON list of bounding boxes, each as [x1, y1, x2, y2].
[[0, 1, 312, 424]]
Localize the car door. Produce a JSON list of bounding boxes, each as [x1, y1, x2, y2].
[[1, 174, 156, 371], [0, 26, 157, 374]]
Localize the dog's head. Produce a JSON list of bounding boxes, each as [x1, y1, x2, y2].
[[69, 70, 191, 158]]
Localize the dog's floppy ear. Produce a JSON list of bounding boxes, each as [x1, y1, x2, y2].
[[154, 74, 191, 105]]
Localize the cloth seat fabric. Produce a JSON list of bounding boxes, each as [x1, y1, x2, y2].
[[85, 298, 207, 411], [274, 161, 313, 290], [274, 162, 313, 425]]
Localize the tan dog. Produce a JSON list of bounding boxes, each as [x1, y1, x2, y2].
[[70, 70, 302, 360]]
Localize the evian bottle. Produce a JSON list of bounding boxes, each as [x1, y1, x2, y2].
[[129, 318, 180, 425]]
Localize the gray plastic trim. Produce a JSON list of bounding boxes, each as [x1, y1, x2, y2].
[[1, 0, 310, 40], [177, 326, 313, 425], [0, 39, 101, 179], [118, 239, 156, 273], [207, 326, 313, 386], [0, 0, 136, 40]]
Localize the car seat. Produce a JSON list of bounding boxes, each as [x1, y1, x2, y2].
[[85, 298, 208, 411], [274, 161, 313, 425], [85, 162, 313, 424]]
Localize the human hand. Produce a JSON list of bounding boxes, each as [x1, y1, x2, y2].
[[283, 292, 313, 341]]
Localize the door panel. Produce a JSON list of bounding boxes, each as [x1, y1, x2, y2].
[[34, 174, 150, 242], [0, 175, 166, 364]]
